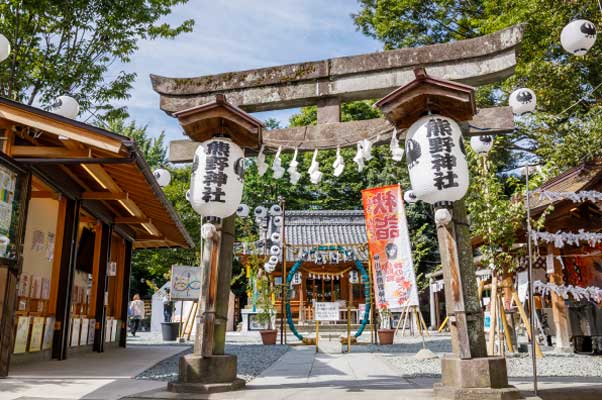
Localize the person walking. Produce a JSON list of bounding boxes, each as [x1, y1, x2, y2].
[[129, 294, 145, 336]]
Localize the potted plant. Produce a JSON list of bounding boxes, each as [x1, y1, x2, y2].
[[377, 308, 395, 345], [255, 272, 278, 345]]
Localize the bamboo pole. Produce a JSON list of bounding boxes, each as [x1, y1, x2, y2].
[[487, 275, 498, 355]]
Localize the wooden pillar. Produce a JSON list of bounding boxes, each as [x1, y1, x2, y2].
[[119, 239, 132, 347], [213, 215, 236, 355], [548, 244, 571, 351], [52, 198, 80, 360], [92, 223, 112, 352]]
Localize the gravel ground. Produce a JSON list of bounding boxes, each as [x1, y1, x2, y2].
[[372, 335, 602, 378], [136, 344, 289, 382]]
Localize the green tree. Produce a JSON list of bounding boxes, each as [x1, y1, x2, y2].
[[0, 0, 193, 120], [106, 119, 167, 167]]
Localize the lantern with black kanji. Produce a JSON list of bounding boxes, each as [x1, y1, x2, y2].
[[405, 115, 469, 205], [189, 137, 245, 218]]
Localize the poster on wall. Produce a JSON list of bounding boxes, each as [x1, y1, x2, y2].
[[18, 274, 30, 297], [42, 317, 55, 350], [88, 319, 96, 345], [31, 230, 45, 252], [107, 261, 117, 277], [0, 164, 17, 256], [47, 232, 55, 262], [80, 318, 89, 346], [31, 275, 42, 299], [70, 318, 81, 347], [41, 277, 50, 300], [170, 265, 202, 301], [105, 318, 112, 342], [29, 316, 46, 352], [111, 319, 118, 342], [362, 184, 419, 311], [13, 316, 30, 353]]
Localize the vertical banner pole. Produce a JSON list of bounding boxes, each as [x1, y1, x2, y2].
[[525, 166, 539, 396], [315, 320, 319, 353]]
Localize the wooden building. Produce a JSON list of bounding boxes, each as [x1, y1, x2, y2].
[[0, 97, 193, 376]]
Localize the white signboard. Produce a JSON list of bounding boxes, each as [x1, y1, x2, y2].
[[170, 265, 202, 301], [517, 270, 529, 303], [314, 302, 339, 321]]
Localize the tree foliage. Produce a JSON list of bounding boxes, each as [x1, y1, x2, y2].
[[0, 0, 193, 120]]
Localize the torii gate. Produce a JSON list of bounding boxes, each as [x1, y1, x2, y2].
[[152, 24, 525, 399], [155, 24, 524, 162]]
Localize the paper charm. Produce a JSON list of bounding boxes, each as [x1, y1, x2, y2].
[[353, 142, 365, 172], [271, 146, 285, 179], [332, 146, 345, 177], [308, 149, 322, 184], [287, 148, 301, 185], [360, 138, 373, 161], [390, 128, 404, 162], [256, 145, 268, 176]]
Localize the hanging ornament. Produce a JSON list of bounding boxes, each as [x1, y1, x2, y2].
[[405, 115, 469, 205], [561, 19, 597, 56], [264, 263, 274, 273], [333, 146, 345, 177], [349, 270, 359, 284], [254, 206, 267, 219], [153, 168, 171, 187], [308, 149, 323, 184], [236, 204, 250, 217], [273, 216, 283, 226], [509, 88, 536, 115], [256, 145, 268, 176], [0, 34, 11, 63], [287, 148, 301, 185], [270, 232, 281, 243], [403, 190, 418, 203], [353, 142, 365, 172], [189, 137, 244, 217], [470, 135, 494, 155], [271, 146, 285, 179], [390, 128, 404, 162], [51, 95, 80, 119], [360, 138, 373, 161], [292, 272, 302, 285], [269, 204, 282, 216], [270, 245, 281, 256]]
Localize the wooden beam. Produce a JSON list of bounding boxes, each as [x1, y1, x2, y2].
[[79, 216, 97, 224], [114, 216, 151, 224], [31, 190, 59, 199], [169, 107, 515, 162], [11, 145, 88, 158], [82, 191, 128, 200]]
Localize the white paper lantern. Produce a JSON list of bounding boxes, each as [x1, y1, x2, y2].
[[264, 263, 275, 273], [254, 206, 267, 219], [403, 190, 418, 203], [268, 255, 279, 265], [189, 137, 244, 218], [292, 272, 302, 285], [270, 204, 282, 216], [509, 88, 536, 114], [273, 216, 282, 226], [236, 204, 250, 218], [0, 34, 10, 63], [561, 19, 597, 56], [470, 135, 494, 155], [185, 190, 191, 202], [405, 115, 469, 205], [270, 232, 281, 243], [349, 270, 359, 284], [153, 168, 171, 187], [270, 245, 281, 256], [51, 95, 80, 119]]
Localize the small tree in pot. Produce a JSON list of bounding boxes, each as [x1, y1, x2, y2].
[[254, 272, 279, 345], [378, 308, 395, 345]]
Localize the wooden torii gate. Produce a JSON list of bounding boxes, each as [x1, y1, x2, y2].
[[153, 24, 525, 163]]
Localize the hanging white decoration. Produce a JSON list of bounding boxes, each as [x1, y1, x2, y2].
[[509, 88, 536, 114], [287, 148, 301, 185], [51, 95, 80, 119], [353, 142, 365, 172], [270, 232, 281, 243], [256, 145, 268, 176], [264, 263, 275, 273], [269, 204, 282, 216], [254, 206, 267, 219], [153, 168, 171, 187], [185, 190, 191, 202], [200, 223, 217, 240], [236, 204, 250, 218], [268, 255, 279, 265], [271, 146, 285, 179], [561, 19, 597, 56], [360, 138, 373, 161], [308, 149, 322, 184], [403, 190, 418, 203], [531, 229, 602, 248], [533, 280, 602, 303], [0, 34, 10, 63], [405, 115, 469, 205], [434, 208, 453, 226], [292, 272, 302, 285], [189, 137, 244, 218], [270, 245, 281, 256], [470, 135, 494, 155], [333, 146, 345, 177], [390, 128, 404, 162], [273, 216, 282, 226], [536, 190, 602, 203]]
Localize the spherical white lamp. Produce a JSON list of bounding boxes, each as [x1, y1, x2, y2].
[[561, 19, 597, 56], [405, 115, 469, 205], [509, 88, 536, 114], [254, 206, 267, 219], [270, 245, 281, 256], [0, 34, 10, 63], [185, 190, 191, 202], [152, 168, 171, 187], [269, 204, 282, 216], [189, 137, 244, 218], [51, 95, 80, 119], [268, 255, 279, 265], [470, 135, 494, 155], [270, 232, 281, 243], [236, 204, 250, 218], [403, 190, 418, 203]]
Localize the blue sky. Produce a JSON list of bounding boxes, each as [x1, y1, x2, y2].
[[115, 0, 381, 142]]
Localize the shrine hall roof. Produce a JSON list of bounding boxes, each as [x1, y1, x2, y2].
[[283, 210, 368, 262]]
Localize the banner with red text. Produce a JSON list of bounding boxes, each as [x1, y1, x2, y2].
[[362, 184, 419, 311]]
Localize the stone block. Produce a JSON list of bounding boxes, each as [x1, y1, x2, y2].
[[176, 354, 238, 384]]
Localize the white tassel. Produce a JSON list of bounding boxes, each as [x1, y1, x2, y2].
[[271, 146, 285, 179], [390, 128, 404, 162], [309, 149, 322, 184], [288, 148, 301, 185], [353, 142, 365, 172], [333, 146, 345, 177], [256, 145, 268, 176], [361, 138, 373, 161]]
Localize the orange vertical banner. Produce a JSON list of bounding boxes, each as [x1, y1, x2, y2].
[[362, 184, 419, 311]]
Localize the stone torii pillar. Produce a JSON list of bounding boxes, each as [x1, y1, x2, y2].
[[375, 68, 522, 400]]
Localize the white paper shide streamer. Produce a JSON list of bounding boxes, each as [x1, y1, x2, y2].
[[536, 190, 602, 204], [271, 146, 285, 179], [308, 149, 322, 184], [353, 142, 365, 172], [333, 146, 345, 177], [256, 145, 268, 176], [533, 281, 602, 303], [390, 128, 404, 162], [531, 229, 602, 248], [287, 148, 301, 185]]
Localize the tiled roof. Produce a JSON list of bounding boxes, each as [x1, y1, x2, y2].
[[283, 210, 368, 262]]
